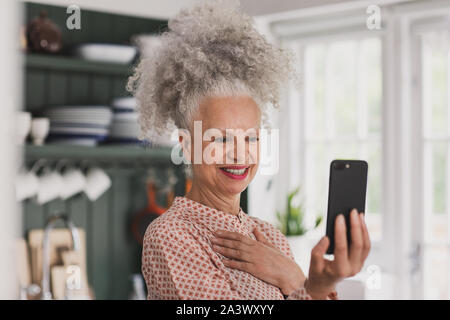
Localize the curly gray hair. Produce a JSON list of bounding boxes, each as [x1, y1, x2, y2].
[[126, 0, 299, 140]]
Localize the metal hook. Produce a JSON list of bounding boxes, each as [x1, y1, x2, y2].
[[30, 158, 48, 174], [54, 159, 70, 173], [78, 159, 90, 173]]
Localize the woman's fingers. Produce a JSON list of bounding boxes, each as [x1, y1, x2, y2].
[[214, 229, 253, 245], [360, 213, 371, 261], [333, 214, 350, 277], [348, 209, 364, 275], [212, 244, 249, 262], [211, 236, 249, 251], [222, 259, 252, 273]]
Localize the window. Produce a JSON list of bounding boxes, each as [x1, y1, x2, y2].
[[256, 0, 450, 300], [421, 29, 449, 299], [300, 37, 383, 243]]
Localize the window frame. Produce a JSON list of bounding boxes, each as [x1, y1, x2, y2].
[[249, 0, 450, 299], [410, 16, 450, 300]]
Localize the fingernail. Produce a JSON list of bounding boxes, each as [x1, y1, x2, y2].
[[359, 213, 365, 221]]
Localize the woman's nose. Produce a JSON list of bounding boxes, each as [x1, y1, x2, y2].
[[225, 138, 247, 164]]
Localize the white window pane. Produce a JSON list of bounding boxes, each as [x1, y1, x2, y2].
[[305, 44, 327, 140], [331, 41, 358, 136], [431, 35, 447, 135], [423, 141, 448, 243], [304, 143, 328, 225], [423, 32, 448, 136], [366, 141, 382, 215], [330, 141, 358, 158], [421, 30, 450, 300], [363, 38, 382, 135], [432, 142, 447, 216]]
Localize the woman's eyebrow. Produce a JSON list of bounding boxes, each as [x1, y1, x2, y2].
[[214, 127, 260, 132]]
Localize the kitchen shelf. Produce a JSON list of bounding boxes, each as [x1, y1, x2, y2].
[[21, 2, 174, 300], [25, 53, 134, 76], [24, 144, 175, 165]]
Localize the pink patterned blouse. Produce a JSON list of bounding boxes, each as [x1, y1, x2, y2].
[[142, 196, 316, 300]]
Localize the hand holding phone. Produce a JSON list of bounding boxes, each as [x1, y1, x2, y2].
[[305, 208, 371, 299], [304, 159, 371, 299]]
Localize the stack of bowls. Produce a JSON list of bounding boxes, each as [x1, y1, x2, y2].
[[107, 97, 146, 144]]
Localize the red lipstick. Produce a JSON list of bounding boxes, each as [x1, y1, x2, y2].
[[218, 166, 250, 180]]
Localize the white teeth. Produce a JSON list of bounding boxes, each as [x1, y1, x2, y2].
[[222, 168, 247, 175]]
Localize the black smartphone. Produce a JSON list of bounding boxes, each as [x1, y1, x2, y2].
[[325, 160, 368, 255]]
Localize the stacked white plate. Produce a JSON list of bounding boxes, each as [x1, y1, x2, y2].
[[43, 106, 113, 146], [111, 97, 136, 112]]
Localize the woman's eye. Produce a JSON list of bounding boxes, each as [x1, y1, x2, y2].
[[215, 136, 229, 143], [248, 136, 259, 142]]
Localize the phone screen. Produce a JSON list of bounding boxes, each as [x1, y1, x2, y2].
[[325, 160, 368, 255]]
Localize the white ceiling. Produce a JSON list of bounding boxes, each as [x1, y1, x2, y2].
[[240, 0, 354, 16]]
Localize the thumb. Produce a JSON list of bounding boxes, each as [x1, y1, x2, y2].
[[309, 236, 329, 273]]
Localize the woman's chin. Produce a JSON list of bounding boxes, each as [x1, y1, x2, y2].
[[217, 167, 253, 191]]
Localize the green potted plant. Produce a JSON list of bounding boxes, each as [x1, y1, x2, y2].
[[276, 186, 323, 271]]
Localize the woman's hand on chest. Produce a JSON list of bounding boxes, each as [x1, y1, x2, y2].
[[210, 227, 306, 296]]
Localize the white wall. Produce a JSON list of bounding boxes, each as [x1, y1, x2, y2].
[[0, 0, 21, 299]]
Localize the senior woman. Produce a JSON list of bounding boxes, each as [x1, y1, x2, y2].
[[127, 0, 370, 300]]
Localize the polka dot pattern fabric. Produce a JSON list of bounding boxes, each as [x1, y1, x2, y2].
[[142, 196, 314, 300]]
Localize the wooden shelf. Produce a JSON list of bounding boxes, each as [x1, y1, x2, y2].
[[24, 144, 175, 165], [25, 53, 133, 76]]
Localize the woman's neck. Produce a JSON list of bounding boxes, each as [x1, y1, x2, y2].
[[185, 183, 241, 216]]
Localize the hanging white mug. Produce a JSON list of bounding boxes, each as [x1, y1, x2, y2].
[[36, 167, 63, 204], [16, 111, 31, 144], [60, 167, 87, 200], [15, 168, 39, 201], [83, 167, 111, 201]]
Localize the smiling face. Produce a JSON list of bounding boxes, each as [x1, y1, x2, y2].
[[182, 95, 261, 197]]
